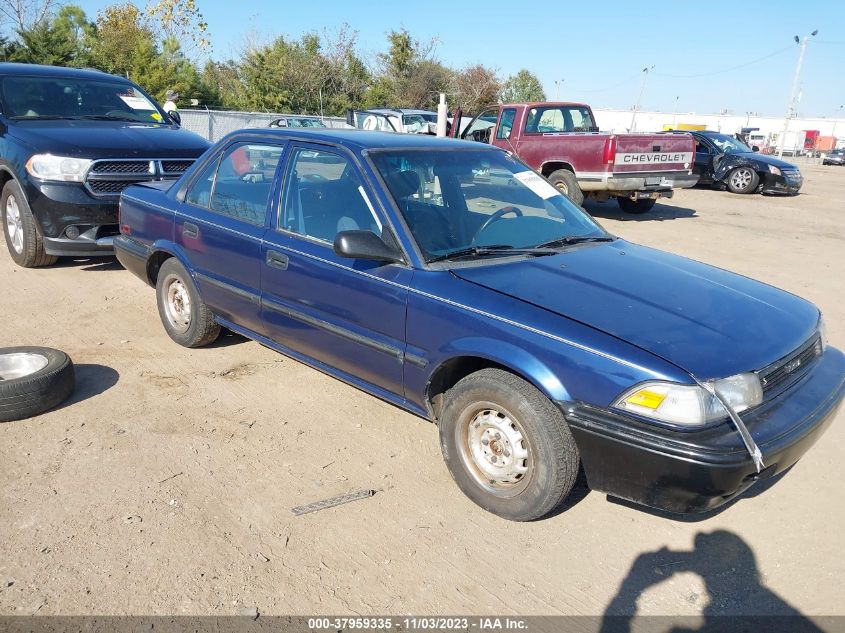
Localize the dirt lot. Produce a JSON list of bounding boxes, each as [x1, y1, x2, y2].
[[1, 163, 843, 619]]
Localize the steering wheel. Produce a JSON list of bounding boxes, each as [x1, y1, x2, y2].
[[471, 206, 523, 244]]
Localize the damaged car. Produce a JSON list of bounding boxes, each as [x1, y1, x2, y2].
[[684, 130, 803, 195], [115, 130, 843, 521]]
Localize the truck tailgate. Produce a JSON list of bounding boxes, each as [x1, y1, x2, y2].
[[613, 134, 694, 173]]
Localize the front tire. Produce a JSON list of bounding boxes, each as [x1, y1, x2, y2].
[[155, 258, 220, 348], [546, 169, 584, 206], [439, 368, 580, 521], [616, 197, 656, 214], [725, 167, 759, 194], [2, 180, 57, 268]]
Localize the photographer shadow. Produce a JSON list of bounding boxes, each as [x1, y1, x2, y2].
[[600, 530, 824, 633]]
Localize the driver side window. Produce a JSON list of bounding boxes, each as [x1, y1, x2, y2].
[[463, 108, 498, 144], [695, 140, 710, 154]]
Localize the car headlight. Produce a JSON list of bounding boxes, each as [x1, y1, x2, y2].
[[768, 165, 782, 175], [25, 154, 92, 183], [613, 373, 762, 428]]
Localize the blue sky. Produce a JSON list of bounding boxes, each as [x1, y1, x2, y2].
[[68, 0, 845, 117]]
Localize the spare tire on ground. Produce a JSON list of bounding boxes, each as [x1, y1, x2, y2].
[[0, 347, 75, 422]]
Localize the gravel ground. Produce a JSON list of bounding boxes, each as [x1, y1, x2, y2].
[[0, 163, 843, 618]]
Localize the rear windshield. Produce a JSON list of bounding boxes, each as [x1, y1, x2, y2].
[[524, 106, 596, 133], [1, 76, 167, 124]]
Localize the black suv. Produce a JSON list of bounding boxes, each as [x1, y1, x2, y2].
[[0, 63, 210, 267]]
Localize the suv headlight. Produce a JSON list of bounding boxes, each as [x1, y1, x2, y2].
[[613, 373, 762, 428], [25, 154, 92, 183], [768, 165, 782, 175]]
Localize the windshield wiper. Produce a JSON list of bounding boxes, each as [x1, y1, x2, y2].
[[10, 115, 78, 120], [427, 244, 557, 263], [535, 235, 615, 249], [76, 114, 144, 122]]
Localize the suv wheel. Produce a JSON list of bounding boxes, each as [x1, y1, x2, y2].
[[2, 180, 57, 268], [155, 258, 220, 348], [546, 169, 584, 206], [439, 368, 580, 521]]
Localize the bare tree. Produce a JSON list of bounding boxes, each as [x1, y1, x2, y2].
[[0, 0, 56, 34]]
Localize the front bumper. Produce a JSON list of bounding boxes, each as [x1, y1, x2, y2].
[[562, 347, 845, 514], [760, 171, 803, 195], [24, 180, 118, 256]]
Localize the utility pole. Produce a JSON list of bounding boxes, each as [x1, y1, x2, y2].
[[554, 79, 564, 100], [629, 66, 653, 132], [671, 95, 679, 128], [778, 30, 817, 159]]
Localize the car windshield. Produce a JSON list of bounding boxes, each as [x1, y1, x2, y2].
[[708, 134, 753, 154], [1, 76, 167, 124], [370, 148, 606, 262], [288, 118, 325, 128]]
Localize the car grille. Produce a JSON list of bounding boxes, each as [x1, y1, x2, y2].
[[757, 335, 822, 396], [781, 168, 802, 183], [85, 158, 195, 198]]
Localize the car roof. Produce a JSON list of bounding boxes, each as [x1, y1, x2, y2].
[[369, 108, 437, 115], [0, 62, 126, 82], [501, 101, 590, 109], [235, 128, 499, 151]]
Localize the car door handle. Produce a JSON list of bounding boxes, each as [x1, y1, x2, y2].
[[183, 222, 199, 239], [266, 250, 289, 270]]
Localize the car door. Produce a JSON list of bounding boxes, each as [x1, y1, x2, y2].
[[693, 138, 716, 183], [260, 142, 412, 397], [178, 140, 286, 335]]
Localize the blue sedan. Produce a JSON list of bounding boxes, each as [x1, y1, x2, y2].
[[115, 129, 844, 521]]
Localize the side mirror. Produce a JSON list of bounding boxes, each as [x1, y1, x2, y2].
[[751, 145, 760, 153], [334, 230, 403, 263], [168, 110, 182, 126]]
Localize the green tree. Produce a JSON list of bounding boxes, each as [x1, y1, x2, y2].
[[375, 28, 449, 108], [14, 4, 93, 66], [500, 69, 546, 103], [453, 64, 500, 113]]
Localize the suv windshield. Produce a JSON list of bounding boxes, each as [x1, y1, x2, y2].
[[708, 134, 753, 154], [370, 149, 606, 262], [2, 76, 167, 124]]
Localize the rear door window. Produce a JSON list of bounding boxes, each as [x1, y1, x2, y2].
[[203, 143, 284, 225]]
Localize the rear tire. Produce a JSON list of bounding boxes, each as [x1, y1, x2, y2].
[[155, 258, 220, 348], [438, 368, 580, 521], [546, 169, 584, 206], [0, 346, 75, 422], [616, 197, 656, 214], [2, 180, 57, 268], [725, 167, 759, 194]]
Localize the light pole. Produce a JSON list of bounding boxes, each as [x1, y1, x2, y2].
[[671, 95, 679, 128], [832, 105, 844, 142], [629, 66, 653, 132], [554, 79, 564, 100], [778, 30, 818, 158]]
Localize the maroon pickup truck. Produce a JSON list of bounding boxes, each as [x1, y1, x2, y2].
[[453, 102, 698, 213]]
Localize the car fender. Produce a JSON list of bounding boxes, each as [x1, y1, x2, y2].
[[429, 336, 571, 403], [713, 155, 760, 181], [148, 239, 197, 282]]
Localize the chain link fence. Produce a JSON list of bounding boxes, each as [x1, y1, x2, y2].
[[178, 109, 347, 142]]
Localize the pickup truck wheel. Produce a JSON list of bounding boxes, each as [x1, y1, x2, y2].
[[616, 197, 656, 214], [546, 169, 584, 206], [726, 167, 759, 194], [155, 258, 220, 348], [2, 180, 57, 268], [0, 346, 75, 422], [439, 368, 579, 521]]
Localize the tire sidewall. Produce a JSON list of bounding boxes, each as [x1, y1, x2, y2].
[[617, 197, 656, 214], [155, 259, 206, 346], [439, 372, 577, 521], [548, 169, 584, 206], [2, 179, 34, 267], [0, 346, 75, 422]]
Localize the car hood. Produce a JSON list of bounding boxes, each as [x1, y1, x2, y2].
[[9, 120, 210, 158], [727, 152, 797, 169], [451, 240, 819, 379]]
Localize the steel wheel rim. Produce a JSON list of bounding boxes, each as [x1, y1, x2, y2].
[[0, 353, 49, 381], [457, 402, 533, 498], [555, 181, 569, 195], [163, 274, 192, 332], [731, 168, 753, 189], [5, 195, 24, 254]]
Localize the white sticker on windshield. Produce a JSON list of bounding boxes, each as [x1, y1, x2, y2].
[[119, 95, 154, 110], [513, 171, 561, 200]]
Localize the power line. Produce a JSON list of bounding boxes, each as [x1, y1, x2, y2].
[[653, 45, 793, 79]]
